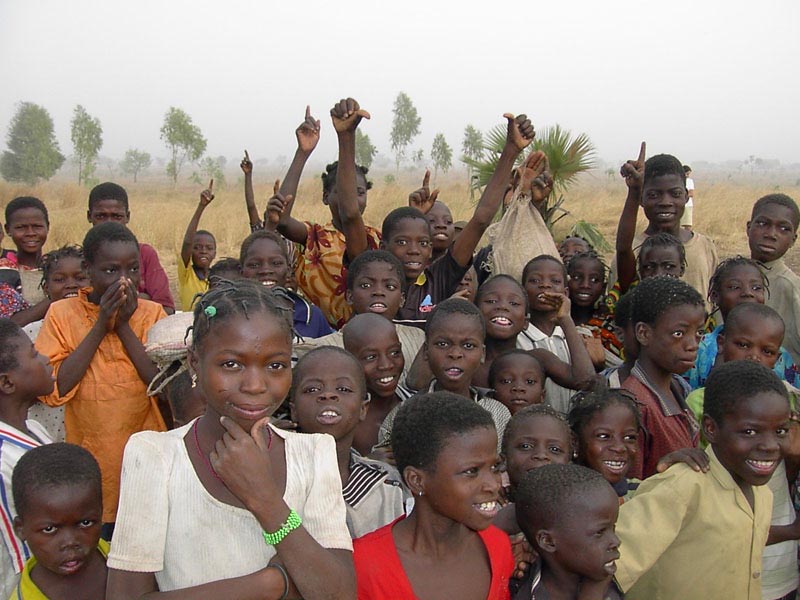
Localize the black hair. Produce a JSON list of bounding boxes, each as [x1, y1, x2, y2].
[[501, 403, 570, 457], [346, 250, 407, 293], [425, 297, 485, 338], [12, 443, 102, 519], [521, 254, 567, 284], [566, 251, 608, 285], [161, 364, 197, 425], [637, 233, 687, 273], [195, 229, 216, 243], [292, 346, 367, 401], [320, 161, 373, 196], [381, 206, 428, 242], [751, 193, 800, 230], [708, 256, 768, 310], [82, 222, 139, 265], [475, 274, 530, 312], [643, 154, 686, 187], [559, 235, 593, 250], [488, 349, 543, 389], [88, 182, 129, 211], [209, 257, 241, 278], [40, 245, 86, 286], [0, 319, 25, 373], [725, 302, 784, 337], [705, 360, 788, 424], [614, 288, 636, 329], [683, 165, 692, 174], [5, 196, 49, 227], [515, 463, 610, 535], [239, 230, 288, 265], [631, 275, 704, 326], [568, 381, 642, 444], [393, 391, 495, 480], [191, 279, 293, 352]]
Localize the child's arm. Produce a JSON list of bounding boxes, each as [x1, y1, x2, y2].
[[239, 151, 260, 230], [767, 518, 800, 545], [180, 181, 214, 268], [451, 114, 535, 267], [616, 142, 646, 293], [269, 106, 321, 245], [330, 98, 371, 261], [114, 279, 159, 386], [265, 179, 293, 233]]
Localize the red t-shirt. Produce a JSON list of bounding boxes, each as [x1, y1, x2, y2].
[[354, 517, 514, 600], [138, 243, 174, 310]]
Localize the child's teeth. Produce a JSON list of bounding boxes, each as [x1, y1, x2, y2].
[[379, 376, 394, 384]]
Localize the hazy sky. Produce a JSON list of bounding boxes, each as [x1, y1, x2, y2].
[[1, 0, 798, 168]]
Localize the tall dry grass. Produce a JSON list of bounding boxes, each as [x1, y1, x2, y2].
[[2, 171, 799, 300]]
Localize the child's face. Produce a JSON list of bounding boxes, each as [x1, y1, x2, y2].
[[324, 171, 369, 222], [567, 257, 604, 309], [240, 238, 288, 289], [88, 241, 140, 298], [547, 485, 620, 582], [6, 332, 55, 399], [641, 174, 687, 231], [383, 218, 432, 282], [477, 278, 528, 341], [523, 260, 567, 314], [14, 483, 102, 577], [747, 204, 797, 263], [637, 304, 706, 374], [637, 245, 684, 280], [719, 318, 784, 370], [346, 261, 404, 319], [455, 268, 478, 303], [492, 354, 545, 415], [504, 415, 571, 488], [191, 233, 217, 270], [712, 264, 765, 318], [577, 403, 639, 485], [43, 256, 90, 301], [189, 311, 292, 430], [425, 314, 485, 392], [291, 352, 367, 442], [346, 327, 404, 400], [558, 237, 590, 263], [704, 390, 790, 488], [5, 208, 48, 256], [87, 199, 129, 226], [425, 202, 454, 253], [418, 427, 501, 529]]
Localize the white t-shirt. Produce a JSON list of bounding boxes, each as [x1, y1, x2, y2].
[[107, 421, 352, 591], [685, 176, 695, 207], [516, 324, 574, 415]]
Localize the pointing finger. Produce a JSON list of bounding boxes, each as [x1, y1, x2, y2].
[[305, 105, 311, 120], [244, 149, 250, 161], [422, 169, 430, 189], [637, 141, 646, 164], [430, 189, 440, 203], [273, 179, 280, 195], [208, 179, 214, 191]]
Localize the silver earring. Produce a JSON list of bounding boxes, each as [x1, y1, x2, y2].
[[191, 373, 197, 388]]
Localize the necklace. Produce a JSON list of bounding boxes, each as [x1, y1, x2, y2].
[[192, 419, 274, 482]]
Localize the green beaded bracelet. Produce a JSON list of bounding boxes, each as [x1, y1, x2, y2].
[[263, 509, 302, 546]]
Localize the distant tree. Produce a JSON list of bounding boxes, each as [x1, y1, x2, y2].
[[412, 149, 425, 166], [430, 133, 453, 183], [0, 102, 65, 184], [355, 129, 377, 168], [70, 105, 103, 186], [390, 92, 421, 172], [462, 125, 483, 197], [160, 107, 207, 184], [119, 149, 151, 182], [193, 156, 226, 187]]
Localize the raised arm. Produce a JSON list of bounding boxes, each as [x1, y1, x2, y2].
[[452, 114, 535, 267], [239, 151, 261, 230], [271, 106, 321, 244], [181, 181, 214, 267], [330, 97, 371, 261], [616, 142, 646, 293], [408, 169, 439, 214]]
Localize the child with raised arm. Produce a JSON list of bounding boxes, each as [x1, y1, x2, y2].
[[748, 193, 800, 364], [10, 444, 108, 599], [388, 113, 535, 328], [177, 180, 217, 311], [0, 319, 55, 598], [267, 103, 381, 329], [35, 223, 167, 534]]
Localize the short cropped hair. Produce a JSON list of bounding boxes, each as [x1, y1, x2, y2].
[[475, 274, 530, 312], [501, 403, 569, 456], [614, 288, 636, 329], [751, 193, 800, 230], [568, 381, 641, 440], [12, 443, 102, 519], [488, 349, 543, 390], [725, 302, 784, 336], [88, 182, 128, 211], [239, 230, 287, 265], [637, 233, 687, 273], [381, 206, 428, 242], [643, 154, 686, 187], [292, 346, 367, 401], [631, 275, 704, 326], [704, 360, 788, 423], [0, 319, 25, 372], [522, 254, 567, 284], [5, 196, 49, 227], [346, 250, 407, 293], [82, 222, 139, 264], [320, 161, 373, 196], [425, 297, 485, 337], [393, 391, 495, 480]]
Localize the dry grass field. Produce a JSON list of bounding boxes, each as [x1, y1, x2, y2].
[[2, 169, 799, 301]]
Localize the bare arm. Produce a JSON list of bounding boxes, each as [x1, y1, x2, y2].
[[106, 568, 288, 600], [181, 182, 213, 267], [452, 114, 535, 267], [9, 298, 50, 326], [616, 142, 646, 293], [239, 151, 260, 229]]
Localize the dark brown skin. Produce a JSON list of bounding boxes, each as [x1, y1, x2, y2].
[[408, 169, 440, 214], [616, 141, 646, 293], [180, 180, 214, 274], [31, 548, 107, 600], [352, 393, 401, 457]]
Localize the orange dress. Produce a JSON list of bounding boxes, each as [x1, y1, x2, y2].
[[35, 289, 167, 522], [294, 222, 381, 329]]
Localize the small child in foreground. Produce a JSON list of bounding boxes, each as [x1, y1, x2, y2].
[[177, 181, 217, 311], [615, 360, 790, 599], [11, 443, 107, 599]]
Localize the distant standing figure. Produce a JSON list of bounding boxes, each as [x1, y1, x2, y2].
[[681, 165, 695, 230]]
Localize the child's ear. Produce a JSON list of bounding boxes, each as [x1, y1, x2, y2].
[[716, 332, 726, 355], [404, 466, 425, 497], [288, 400, 297, 423], [187, 347, 200, 383], [634, 322, 651, 346], [480, 343, 486, 365], [702, 415, 718, 444], [0, 373, 15, 396], [536, 529, 556, 555], [359, 393, 370, 421], [345, 290, 353, 306], [13, 516, 25, 542], [86, 210, 93, 224], [709, 289, 719, 310], [422, 342, 429, 363], [570, 432, 580, 461]]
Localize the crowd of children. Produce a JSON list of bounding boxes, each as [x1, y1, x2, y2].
[[1, 98, 800, 599]]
